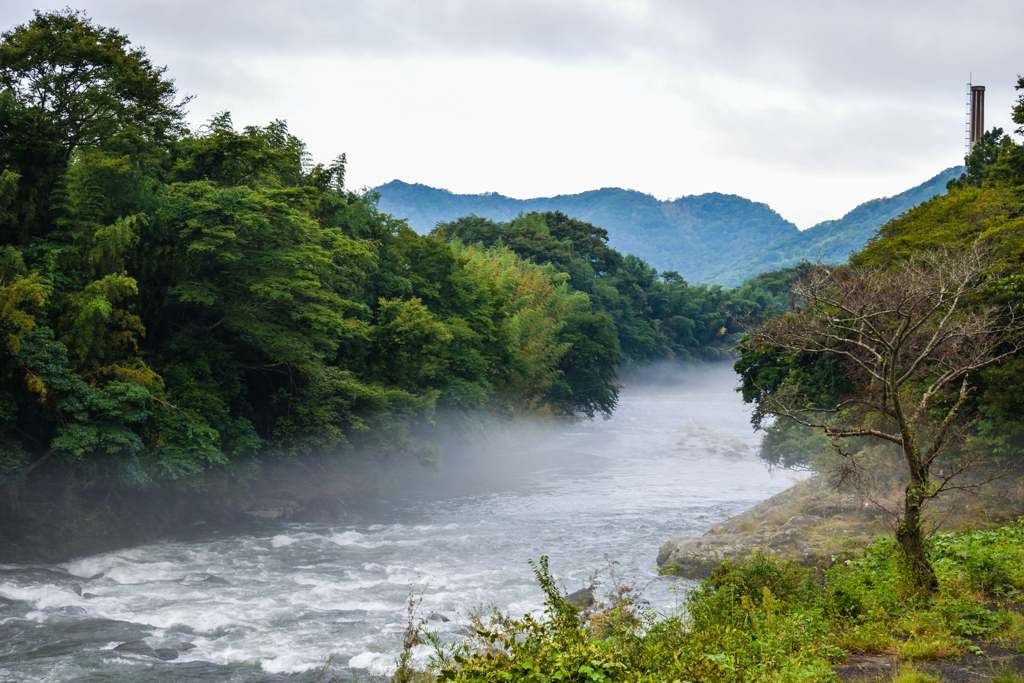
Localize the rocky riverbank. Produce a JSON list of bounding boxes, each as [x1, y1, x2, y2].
[[657, 476, 1024, 578], [0, 458, 378, 564]]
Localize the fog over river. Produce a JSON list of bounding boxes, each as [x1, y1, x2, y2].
[[0, 364, 797, 682]]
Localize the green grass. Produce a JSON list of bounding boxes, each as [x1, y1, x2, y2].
[[890, 664, 939, 682], [348, 520, 1024, 682]]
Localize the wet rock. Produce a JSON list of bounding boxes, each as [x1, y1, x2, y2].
[[242, 499, 301, 521], [428, 612, 451, 622], [203, 575, 230, 586], [566, 588, 595, 608], [82, 592, 97, 600], [154, 648, 179, 661], [657, 534, 760, 579], [174, 642, 197, 651], [59, 605, 87, 616], [71, 583, 83, 596], [114, 641, 159, 658]]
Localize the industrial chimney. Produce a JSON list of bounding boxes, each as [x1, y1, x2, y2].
[[969, 85, 985, 153]]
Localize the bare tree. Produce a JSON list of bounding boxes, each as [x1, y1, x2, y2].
[[746, 246, 1022, 590]]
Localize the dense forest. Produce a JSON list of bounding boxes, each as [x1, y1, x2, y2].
[[431, 212, 796, 368], [0, 11, 795, 555], [375, 167, 961, 286]]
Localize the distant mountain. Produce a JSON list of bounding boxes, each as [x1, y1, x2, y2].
[[373, 166, 964, 286], [715, 166, 966, 285]]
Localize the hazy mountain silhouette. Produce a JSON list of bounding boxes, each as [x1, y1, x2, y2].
[[373, 166, 964, 286]]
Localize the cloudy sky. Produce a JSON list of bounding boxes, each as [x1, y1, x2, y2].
[[3, 1, 1021, 227]]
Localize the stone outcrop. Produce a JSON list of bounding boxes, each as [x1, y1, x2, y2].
[[657, 479, 885, 578]]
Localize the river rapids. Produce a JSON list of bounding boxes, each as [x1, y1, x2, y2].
[[0, 365, 795, 682]]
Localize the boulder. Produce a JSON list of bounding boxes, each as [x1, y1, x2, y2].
[[174, 642, 197, 651], [154, 648, 179, 660], [82, 592, 97, 600], [657, 534, 761, 579], [428, 612, 451, 622], [566, 588, 595, 608], [114, 641, 159, 658]]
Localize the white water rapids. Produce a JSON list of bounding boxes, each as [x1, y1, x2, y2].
[[0, 365, 796, 682]]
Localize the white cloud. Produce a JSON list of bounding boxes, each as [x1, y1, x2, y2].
[[2, 0, 1021, 227]]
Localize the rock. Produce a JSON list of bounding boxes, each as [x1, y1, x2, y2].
[[154, 648, 179, 660], [82, 593, 97, 599], [566, 588, 595, 608], [783, 515, 821, 528], [59, 605, 87, 616], [657, 534, 761, 578], [174, 642, 197, 651], [428, 612, 451, 622], [71, 583, 83, 596], [242, 499, 301, 521], [203, 575, 230, 586], [657, 479, 890, 577], [766, 528, 809, 552], [114, 641, 159, 658]]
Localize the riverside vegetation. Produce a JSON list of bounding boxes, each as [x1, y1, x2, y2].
[[388, 525, 1024, 683]]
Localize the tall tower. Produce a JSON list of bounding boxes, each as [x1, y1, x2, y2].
[[968, 84, 985, 154]]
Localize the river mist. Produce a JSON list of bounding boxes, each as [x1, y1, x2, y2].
[[0, 363, 795, 681]]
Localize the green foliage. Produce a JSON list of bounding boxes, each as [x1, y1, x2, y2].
[[0, 11, 644, 494], [427, 524, 1024, 682], [437, 212, 797, 369]]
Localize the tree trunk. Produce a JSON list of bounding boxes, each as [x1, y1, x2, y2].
[[897, 479, 939, 592]]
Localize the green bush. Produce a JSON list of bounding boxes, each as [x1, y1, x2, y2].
[[425, 523, 1024, 682]]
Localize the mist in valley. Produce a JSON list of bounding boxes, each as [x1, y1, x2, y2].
[[0, 362, 803, 681]]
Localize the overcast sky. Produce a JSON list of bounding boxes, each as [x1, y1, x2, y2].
[[3, 1, 1021, 227]]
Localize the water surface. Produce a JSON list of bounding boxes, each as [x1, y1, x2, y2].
[[0, 365, 794, 681]]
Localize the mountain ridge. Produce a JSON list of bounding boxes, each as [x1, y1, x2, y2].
[[373, 166, 964, 286]]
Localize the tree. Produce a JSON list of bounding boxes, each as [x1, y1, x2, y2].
[[0, 10, 186, 245], [0, 9, 185, 160], [740, 246, 1022, 590]]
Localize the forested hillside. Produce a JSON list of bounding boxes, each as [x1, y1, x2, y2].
[[375, 167, 962, 286], [432, 212, 797, 366]]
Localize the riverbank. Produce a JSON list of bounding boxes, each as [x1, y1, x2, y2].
[[420, 522, 1024, 683], [657, 476, 1024, 579], [0, 456, 385, 564]]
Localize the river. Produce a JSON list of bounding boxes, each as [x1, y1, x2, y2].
[[0, 364, 795, 682]]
